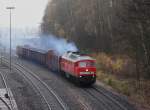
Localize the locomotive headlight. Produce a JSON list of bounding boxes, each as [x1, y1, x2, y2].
[[86, 69, 88, 72]]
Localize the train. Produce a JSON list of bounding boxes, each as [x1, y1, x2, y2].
[[16, 45, 96, 85]]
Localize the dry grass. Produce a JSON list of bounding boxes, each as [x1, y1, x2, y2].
[[92, 53, 136, 77], [96, 70, 133, 96], [92, 53, 150, 110]]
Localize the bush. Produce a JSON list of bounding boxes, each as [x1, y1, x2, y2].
[[93, 53, 136, 77]]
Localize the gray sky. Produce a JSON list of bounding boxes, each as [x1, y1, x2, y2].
[[0, 0, 49, 28]]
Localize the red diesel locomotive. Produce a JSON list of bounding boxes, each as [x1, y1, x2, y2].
[[16, 45, 96, 85], [60, 52, 96, 84]]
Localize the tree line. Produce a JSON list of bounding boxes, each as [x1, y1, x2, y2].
[[41, 0, 150, 78]]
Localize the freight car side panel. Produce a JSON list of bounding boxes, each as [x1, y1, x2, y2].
[[35, 51, 46, 64], [46, 50, 60, 71], [17, 46, 47, 65], [28, 50, 46, 65]]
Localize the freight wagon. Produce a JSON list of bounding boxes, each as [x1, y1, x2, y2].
[[17, 45, 47, 65]]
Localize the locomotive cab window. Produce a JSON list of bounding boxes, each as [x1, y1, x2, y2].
[[79, 61, 95, 67], [86, 62, 95, 67], [79, 62, 87, 67]]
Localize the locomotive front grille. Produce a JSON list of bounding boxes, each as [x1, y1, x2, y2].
[[80, 71, 95, 75], [79, 75, 96, 84]]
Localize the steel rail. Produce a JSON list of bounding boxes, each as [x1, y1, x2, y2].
[[2, 59, 52, 110], [83, 88, 111, 110], [0, 71, 14, 110], [0, 97, 11, 110], [15, 62, 68, 110], [3, 58, 68, 110], [92, 87, 128, 110]]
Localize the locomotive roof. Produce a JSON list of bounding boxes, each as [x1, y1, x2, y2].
[[62, 52, 95, 62], [23, 46, 48, 54]]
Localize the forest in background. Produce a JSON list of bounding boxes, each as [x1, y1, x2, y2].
[[41, 0, 150, 108], [41, 0, 150, 78]]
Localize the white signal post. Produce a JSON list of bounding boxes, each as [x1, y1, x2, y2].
[[6, 6, 15, 71]]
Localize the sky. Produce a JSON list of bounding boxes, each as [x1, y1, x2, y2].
[[0, 0, 78, 55], [0, 0, 49, 28]]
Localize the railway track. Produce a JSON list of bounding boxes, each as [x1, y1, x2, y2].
[[12, 56, 133, 110], [0, 71, 15, 110], [3, 59, 68, 110], [93, 86, 134, 110], [83, 86, 131, 110], [93, 87, 127, 110], [2, 55, 135, 110]]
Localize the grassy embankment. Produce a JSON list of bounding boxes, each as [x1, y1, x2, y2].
[[92, 53, 150, 110]]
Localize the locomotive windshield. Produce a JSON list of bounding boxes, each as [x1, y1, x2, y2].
[[79, 62, 87, 67], [79, 61, 95, 67]]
